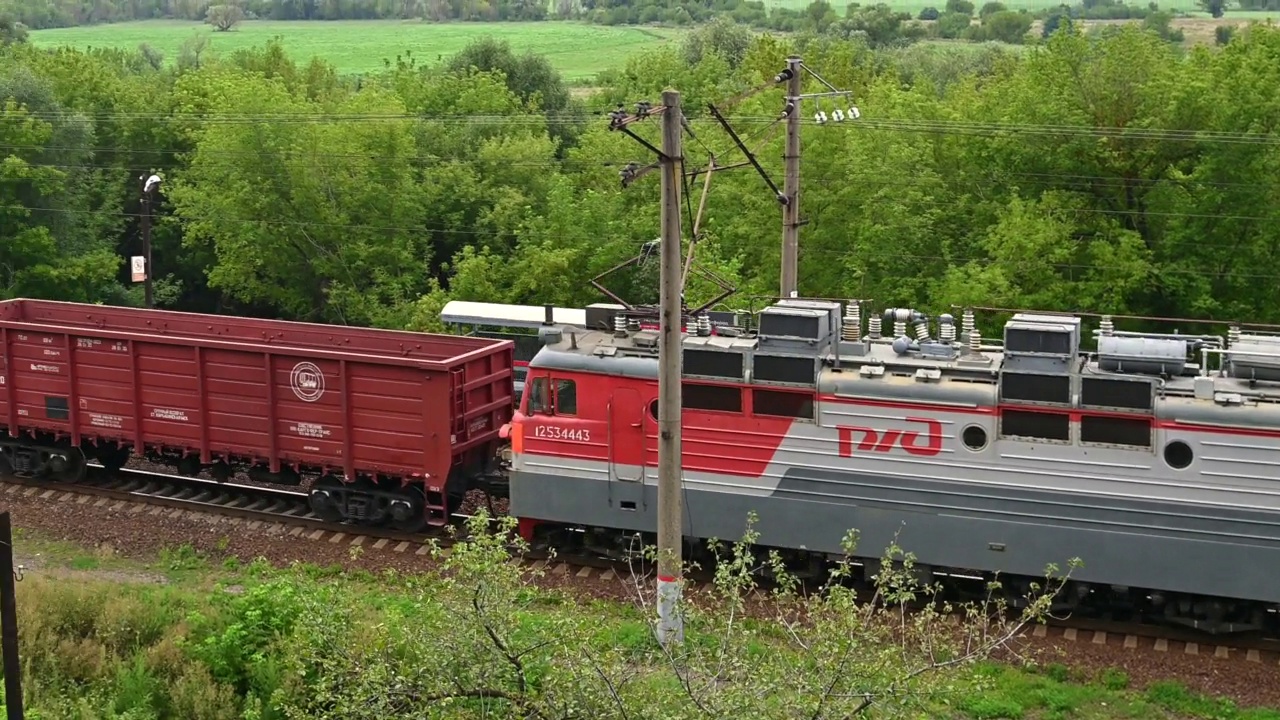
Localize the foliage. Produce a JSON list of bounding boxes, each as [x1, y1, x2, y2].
[[253, 510, 1076, 719], [18, 526, 1280, 719], [205, 4, 246, 32], [6, 24, 1280, 328], [1198, 0, 1229, 16]]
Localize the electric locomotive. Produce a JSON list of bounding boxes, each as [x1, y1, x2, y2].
[[503, 298, 1280, 634]]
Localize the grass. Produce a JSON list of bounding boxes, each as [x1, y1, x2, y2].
[[8, 526, 1280, 720], [28, 19, 687, 81]]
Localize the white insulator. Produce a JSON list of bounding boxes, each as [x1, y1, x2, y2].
[[1100, 315, 1114, 337], [1229, 326, 1241, 346], [941, 322, 956, 344], [842, 303, 861, 341], [969, 329, 982, 353], [697, 313, 712, 336], [868, 316, 882, 339], [914, 322, 930, 342], [961, 308, 975, 337], [614, 314, 627, 337], [893, 320, 907, 338]]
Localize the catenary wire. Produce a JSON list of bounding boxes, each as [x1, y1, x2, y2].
[[8, 156, 1280, 196], [7, 203, 1280, 281], [6, 109, 1280, 145]]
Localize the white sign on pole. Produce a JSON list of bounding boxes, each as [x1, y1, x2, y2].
[[130, 256, 146, 283]]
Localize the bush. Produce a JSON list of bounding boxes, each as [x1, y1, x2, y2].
[[1216, 24, 1235, 44], [937, 10, 974, 37], [983, 9, 1034, 43], [979, 0, 1007, 17], [919, 6, 941, 19]]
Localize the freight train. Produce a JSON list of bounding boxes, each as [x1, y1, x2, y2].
[[2, 297, 1279, 635]]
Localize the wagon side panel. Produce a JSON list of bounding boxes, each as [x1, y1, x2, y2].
[[347, 363, 435, 481], [271, 356, 349, 475], [70, 336, 136, 443], [5, 329, 73, 437]]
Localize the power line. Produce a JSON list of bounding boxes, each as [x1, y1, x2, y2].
[[4, 164, 1280, 251], [7, 203, 1280, 282], [5, 110, 1280, 145], [5, 150, 1280, 194]]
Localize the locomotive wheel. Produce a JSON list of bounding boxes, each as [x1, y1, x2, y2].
[[388, 485, 428, 534], [308, 475, 345, 523]]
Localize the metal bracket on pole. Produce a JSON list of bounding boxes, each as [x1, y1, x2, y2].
[[706, 103, 786, 204]]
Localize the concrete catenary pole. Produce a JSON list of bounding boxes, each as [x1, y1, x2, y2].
[[780, 56, 803, 299], [656, 88, 685, 648]]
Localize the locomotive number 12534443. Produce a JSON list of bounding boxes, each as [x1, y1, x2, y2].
[[532, 424, 592, 443]]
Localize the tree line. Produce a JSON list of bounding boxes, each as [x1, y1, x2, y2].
[[2, 21, 1280, 331], [0, 0, 1194, 38]]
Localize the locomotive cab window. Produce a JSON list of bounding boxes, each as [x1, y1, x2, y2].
[[527, 376, 551, 414], [554, 379, 578, 416]]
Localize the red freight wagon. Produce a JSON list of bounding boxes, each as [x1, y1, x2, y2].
[[0, 299, 514, 531]]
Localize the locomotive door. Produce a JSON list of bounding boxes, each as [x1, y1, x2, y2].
[[608, 387, 646, 510]]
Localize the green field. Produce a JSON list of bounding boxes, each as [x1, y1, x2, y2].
[[29, 19, 686, 80], [760, 0, 1203, 10]]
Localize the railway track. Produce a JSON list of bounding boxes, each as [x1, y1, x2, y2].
[[2, 466, 1279, 668]]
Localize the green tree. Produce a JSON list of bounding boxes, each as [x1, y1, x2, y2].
[[205, 3, 246, 30], [979, 0, 1007, 17], [981, 10, 1033, 43], [936, 11, 974, 37], [0, 13, 26, 45], [1198, 0, 1227, 17], [168, 70, 434, 326], [0, 99, 119, 300]]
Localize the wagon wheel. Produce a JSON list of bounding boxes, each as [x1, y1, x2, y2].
[[49, 447, 88, 483], [389, 485, 429, 534], [308, 475, 345, 523]]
